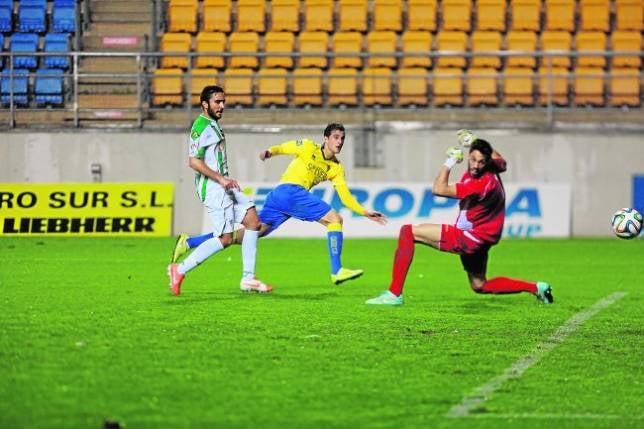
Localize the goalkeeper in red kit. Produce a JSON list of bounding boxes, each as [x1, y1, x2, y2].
[[366, 130, 553, 306]]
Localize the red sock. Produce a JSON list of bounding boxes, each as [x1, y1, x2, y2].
[[481, 277, 537, 294], [388, 224, 415, 297]]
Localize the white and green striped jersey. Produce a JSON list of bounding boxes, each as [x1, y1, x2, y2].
[[188, 114, 229, 203]]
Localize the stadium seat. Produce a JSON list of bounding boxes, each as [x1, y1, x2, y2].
[[228, 32, 260, 68], [580, 0, 610, 32], [575, 32, 607, 68], [612, 31, 641, 68], [401, 31, 432, 68], [10, 33, 39, 69], [0, 5, 12, 33], [52, 1, 76, 33], [366, 31, 397, 68], [195, 32, 226, 69], [327, 67, 358, 106], [338, 0, 368, 32], [202, 0, 231, 33], [373, 0, 402, 32], [1, 68, 29, 106], [573, 67, 605, 105], [510, 0, 540, 31], [223, 67, 253, 105], [544, 0, 575, 32], [18, 0, 46, 33], [397, 67, 428, 106], [502, 67, 535, 106], [540, 31, 572, 69], [609, 68, 641, 107], [43, 33, 70, 69], [257, 67, 288, 105], [466, 67, 498, 105], [407, 0, 437, 31], [332, 32, 363, 68], [476, 0, 506, 31], [167, 0, 197, 33], [441, 0, 472, 32], [538, 66, 569, 105], [615, 0, 643, 31], [298, 31, 329, 68], [432, 67, 464, 105], [292, 67, 323, 106], [34, 68, 64, 105], [188, 68, 219, 104], [160, 32, 191, 69], [236, 0, 266, 32], [0, 34, 3, 69], [436, 31, 468, 68], [303, 0, 334, 32], [264, 31, 295, 69], [152, 68, 184, 106], [362, 67, 393, 105], [271, 0, 300, 32], [470, 31, 502, 69], [506, 31, 537, 68]]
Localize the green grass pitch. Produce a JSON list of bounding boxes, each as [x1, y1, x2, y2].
[[1, 237, 642, 429]]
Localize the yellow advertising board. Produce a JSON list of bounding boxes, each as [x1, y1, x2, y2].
[[0, 183, 174, 236]]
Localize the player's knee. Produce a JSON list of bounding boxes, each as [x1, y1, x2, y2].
[[220, 235, 233, 247], [244, 218, 261, 231], [328, 211, 343, 225]]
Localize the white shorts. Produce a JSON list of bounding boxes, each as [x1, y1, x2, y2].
[[205, 189, 254, 237]]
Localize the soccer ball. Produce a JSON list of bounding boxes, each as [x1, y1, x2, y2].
[[611, 208, 642, 239]]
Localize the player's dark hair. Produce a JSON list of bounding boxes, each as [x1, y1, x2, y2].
[[324, 123, 345, 137], [470, 138, 495, 172], [200, 85, 224, 104]]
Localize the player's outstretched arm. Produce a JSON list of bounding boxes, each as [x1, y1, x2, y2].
[[364, 210, 388, 225], [259, 150, 272, 161], [432, 147, 462, 197], [189, 156, 240, 190]]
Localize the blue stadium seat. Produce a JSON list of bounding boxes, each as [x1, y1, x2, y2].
[[0, 0, 13, 9], [52, 1, 76, 33], [43, 32, 69, 68], [10, 33, 39, 68], [0, 34, 3, 68], [18, 0, 46, 33], [0, 5, 12, 33], [1, 68, 30, 105], [35, 68, 64, 104]]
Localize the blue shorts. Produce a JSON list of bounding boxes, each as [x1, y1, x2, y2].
[[259, 184, 332, 236]]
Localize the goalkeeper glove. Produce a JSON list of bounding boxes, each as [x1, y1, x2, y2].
[[444, 146, 464, 169], [456, 129, 477, 148]]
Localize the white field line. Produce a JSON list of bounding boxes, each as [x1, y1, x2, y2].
[[447, 291, 628, 418]]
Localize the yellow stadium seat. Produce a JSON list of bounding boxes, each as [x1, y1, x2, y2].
[[471, 31, 502, 69], [228, 32, 260, 68], [609, 68, 641, 107], [292, 68, 324, 106], [510, 0, 540, 31], [397, 67, 429, 106], [168, 0, 197, 33], [203, 0, 231, 33], [264, 32, 296, 68], [580, 0, 610, 32], [195, 32, 226, 69], [538, 66, 569, 105], [401, 31, 432, 68], [476, 0, 506, 31], [575, 32, 607, 68], [432, 67, 464, 105], [332, 32, 363, 68], [442, 0, 472, 31], [299, 32, 329, 68], [612, 31, 642, 68], [152, 68, 184, 105], [502, 67, 535, 105], [257, 68, 288, 105], [223, 68, 254, 105], [338, 0, 368, 32], [304, 0, 334, 32], [436, 31, 468, 68], [545, 0, 575, 32], [373, 0, 402, 32], [161, 32, 192, 69], [541, 31, 572, 69], [615, 0, 643, 31], [573, 67, 605, 105], [506, 31, 537, 68], [271, 0, 300, 32], [189, 68, 219, 105], [236, 0, 266, 32], [366, 31, 398, 68], [362, 67, 393, 105], [466, 67, 498, 105], [328, 67, 359, 106], [407, 0, 437, 31]]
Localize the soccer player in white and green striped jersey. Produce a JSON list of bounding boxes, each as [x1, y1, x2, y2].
[[167, 85, 272, 296]]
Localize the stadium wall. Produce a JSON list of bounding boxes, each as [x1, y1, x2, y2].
[[1, 129, 642, 237]]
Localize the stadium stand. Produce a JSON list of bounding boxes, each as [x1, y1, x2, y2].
[[576, 31, 607, 68], [362, 66, 393, 105], [189, 68, 219, 104], [609, 68, 641, 107], [271, 0, 300, 32], [506, 30, 538, 68], [442, 0, 472, 32], [304, 0, 334, 32], [236, 0, 266, 32], [228, 31, 260, 68], [10, 33, 39, 69], [264, 31, 295, 68], [257, 67, 288, 105], [202, 0, 232, 32], [0, 34, 3, 69], [502, 67, 535, 106], [470, 31, 502, 69], [223, 67, 254, 105], [338, 0, 368, 32], [0, 3, 11, 33], [298, 31, 329, 68], [152, 68, 184, 105], [432, 67, 464, 106], [1, 68, 30, 106], [195, 32, 226, 69], [615, 0, 643, 31], [545, 0, 575, 32], [401, 31, 432, 68], [167, 0, 197, 33], [366, 31, 397, 68], [18, 0, 47, 33], [43, 32, 70, 69], [407, 0, 436, 31], [34, 68, 64, 105], [373, 0, 402, 32], [292, 67, 323, 106], [327, 67, 358, 105], [160, 32, 191, 69], [612, 31, 641, 68], [467, 67, 498, 105], [436, 31, 467, 68], [476, 0, 506, 31], [541, 31, 572, 69], [538, 66, 570, 105], [397, 67, 428, 106], [52, 0, 76, 33], [574, 67, 605, 105], [332, 31, 363, 68], [580, 0, 610, 32], [510, 0, 540, 31]]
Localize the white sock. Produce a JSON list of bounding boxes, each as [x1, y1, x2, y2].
[[178, 237, 224, 275], [241, 229, 259, 280]]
